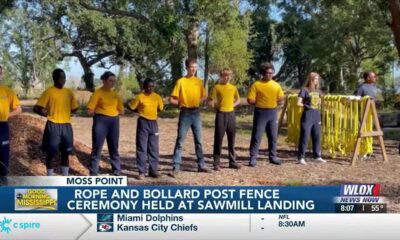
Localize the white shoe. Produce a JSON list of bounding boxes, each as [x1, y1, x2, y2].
[[314, 157, 326, 163], [298, 158, 307, 165]]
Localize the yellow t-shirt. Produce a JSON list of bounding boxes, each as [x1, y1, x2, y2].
[[36, 86, 78, 123], [170, 76, 206, 108], [128, 92, 164, 120], [210, 83, 240, 112], [0, 85, 20, 122], [87, 87, 123, 117], [247, 80, 284, 108]]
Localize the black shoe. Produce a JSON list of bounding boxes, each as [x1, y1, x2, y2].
[[198, 167, 211, 173], [214, 165, 221, 171], [148, 171, 160, 178], [269, 159, 282, 165], [229, 162, 241, 169]]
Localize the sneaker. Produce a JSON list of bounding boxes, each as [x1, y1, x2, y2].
[[148, 171, 160, 178], [229, 162, 241, 169], [298, 158, 307, 165], [137, 174, 146, 180], [214, 165, 221, 171], [198, 167, 211, 173], [269, 159, 282, 165], [314, 157, 326, 163]]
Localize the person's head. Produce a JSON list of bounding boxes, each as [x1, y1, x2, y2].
[[143, 78, 155, 94], [185, 58, 197, 77], [101, 71, 116, 90], [219, 68, 232, 84], [259, 62, 275, 80], [305, 72, 320, 91], [52, 68, 66, 89], [363, 71, 377, 84]]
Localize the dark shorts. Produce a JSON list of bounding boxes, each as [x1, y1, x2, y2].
[[42, 121, 74, 157], [0, 122, 10, 176]]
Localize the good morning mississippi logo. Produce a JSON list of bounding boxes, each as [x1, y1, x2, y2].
[[15, 189, 58, 211]]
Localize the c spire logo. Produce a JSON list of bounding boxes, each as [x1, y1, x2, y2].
[[0, 217, 12, 234]]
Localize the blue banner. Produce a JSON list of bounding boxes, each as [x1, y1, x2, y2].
[[0, 186, 341, 214]]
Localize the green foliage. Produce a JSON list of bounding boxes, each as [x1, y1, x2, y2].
[[0, 5, 58, 96], [208, 7, 252, 85]]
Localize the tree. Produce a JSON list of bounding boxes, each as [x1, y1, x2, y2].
[[207, 5, 252, 86], [0, 5, 58, 95]]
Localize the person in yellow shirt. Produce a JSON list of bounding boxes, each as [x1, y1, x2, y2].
[[169, 58, 209, 175], [128, 78, 163, 179], [87, 71, 124, 176], [0, 65, 22, 178], [208, 68, 241, 171], [34, 68, 78, 176], [247, 62, 284, 166]]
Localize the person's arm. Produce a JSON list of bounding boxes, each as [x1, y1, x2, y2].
[[158, 95, 164, 112], [208, 87, 217, 108], [208, 98, 215, 108], [233, 88, 240, 108], [169, 96, 179, 106], [71, 91, 79, 113], [34, 90, 49, 117], [127, 97, 139, 113], [200, 84, 208, 103], [8, 91, 22, 118], [247, 82, 256, 105], [33, 105, 47, 117], [247, 98, 256, 105], [297, 97, 304, 107], [234, 97, 241, 107], [9, 106, 22, 118], [117, 96, 125, 115], [87, 108, 95, 115], [86, 91, 98, 116], [277, 85, 284, 106], [170, 79, 181, 106]]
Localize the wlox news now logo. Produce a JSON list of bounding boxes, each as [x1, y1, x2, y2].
[[97, 214, 114, 232], [336, 184, 382, 204], [340, 184, 380, 196]]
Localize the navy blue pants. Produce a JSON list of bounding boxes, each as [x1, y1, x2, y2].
[[249, 108, 278, 165], [90, 114, 121, 175], [42, 121, 73, 169], [298, 109, 321, 159], [136, 117, 159, 175], [213, 111, 236, 166], [172, 108, 205, 171], [0, 122, 10, 176]]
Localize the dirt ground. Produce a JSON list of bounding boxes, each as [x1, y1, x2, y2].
[[7, 112, 400, 212]]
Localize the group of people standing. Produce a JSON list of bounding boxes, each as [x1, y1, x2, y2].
[[0, 60, 378, 178]]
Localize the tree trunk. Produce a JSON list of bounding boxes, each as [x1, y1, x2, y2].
[[186, 20, 199, 60], [389, 0, 400, 58], [204, 25, 210, 91], [77, 53, 95, 92], [116, 62, 126, 90]]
